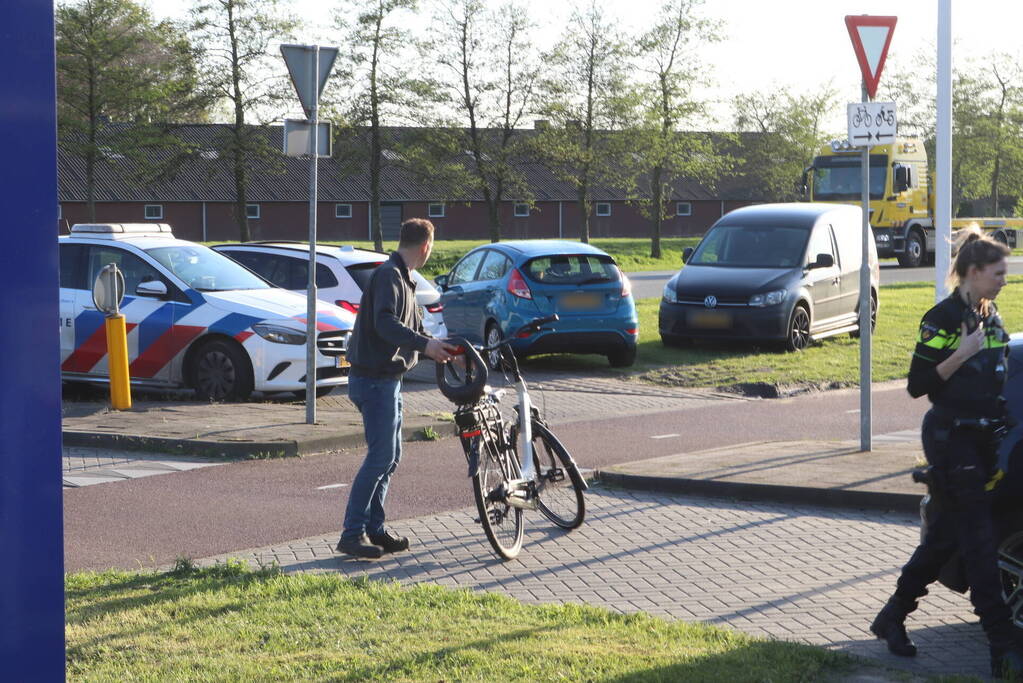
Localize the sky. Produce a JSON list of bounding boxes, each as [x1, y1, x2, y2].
[[145, 0, 1022, 131]]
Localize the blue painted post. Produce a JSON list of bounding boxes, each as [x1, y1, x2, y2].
[[0, 0, 66, 679]]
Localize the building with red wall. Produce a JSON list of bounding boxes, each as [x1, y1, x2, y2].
[[59, 124, 769, 242]]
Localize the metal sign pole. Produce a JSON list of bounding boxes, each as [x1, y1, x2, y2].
[[860, 82, 872, 452], [305, 45, 320, 425], [935, 0, 953, 302]]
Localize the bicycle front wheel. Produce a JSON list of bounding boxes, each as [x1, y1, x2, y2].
[[470, 435, 524, 560], [529, 421, 586, 529]]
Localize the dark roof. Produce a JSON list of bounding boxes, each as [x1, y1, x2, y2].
[[58, 123, 769, 204]]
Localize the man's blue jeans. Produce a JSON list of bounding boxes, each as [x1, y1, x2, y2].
[[341, 374, 402, 542]]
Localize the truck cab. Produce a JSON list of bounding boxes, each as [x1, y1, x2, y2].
[[804, 138, 928, 263], [804, 137, 1020, 267]]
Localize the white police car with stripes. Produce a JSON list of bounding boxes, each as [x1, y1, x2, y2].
[[59, 223, 355, 401]]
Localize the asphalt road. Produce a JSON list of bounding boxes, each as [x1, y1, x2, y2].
[[626, 256, 1023, 301], [64, 382, 926, 571]]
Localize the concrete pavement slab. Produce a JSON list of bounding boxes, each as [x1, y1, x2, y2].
[[597, 439, 926, 513]]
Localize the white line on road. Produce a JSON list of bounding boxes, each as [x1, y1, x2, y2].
[[316, 483, 349, 490], [846, 409, 860, 414], [650, 433, 680, 439]]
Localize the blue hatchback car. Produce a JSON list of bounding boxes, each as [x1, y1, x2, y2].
[[435, 241, 638, 368]]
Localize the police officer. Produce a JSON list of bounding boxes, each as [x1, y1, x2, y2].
[[871, 228, 1023, 679]]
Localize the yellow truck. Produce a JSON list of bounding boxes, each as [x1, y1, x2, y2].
[[803, 137, 1022, 267]]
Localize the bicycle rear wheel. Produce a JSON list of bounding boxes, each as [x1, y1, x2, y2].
[[469, 434, 524, 560], [527, 421, 585, 529]]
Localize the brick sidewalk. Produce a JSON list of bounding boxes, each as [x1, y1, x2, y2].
[[197, 486, 991, 679]]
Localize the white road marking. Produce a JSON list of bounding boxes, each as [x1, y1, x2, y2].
[[846, 409, 860, 414], [650, 433, 680, 440], [316, 483, 349, 490]]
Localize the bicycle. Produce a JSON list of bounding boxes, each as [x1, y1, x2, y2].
[[437, 314, 587, 560]]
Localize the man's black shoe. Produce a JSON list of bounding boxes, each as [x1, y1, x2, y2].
[[870, 598, 917, 657], [368, 529, 410, 554], [336, 535, 383, 559]]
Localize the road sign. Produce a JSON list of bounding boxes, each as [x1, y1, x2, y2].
[[280, 44, 339, 119], [847, 101, 897, 147], [845, 15, 897, 100], [283, 119, 332, 157]]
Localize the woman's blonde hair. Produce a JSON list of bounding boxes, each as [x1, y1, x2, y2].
[[947, 225, 1010, 313]]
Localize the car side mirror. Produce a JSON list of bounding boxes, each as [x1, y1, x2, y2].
[[434, 274, 449, 290], [136, 280, 168, 298], [894, 164, 911, 193], [682, 247, 694, 264], [810, 253, 834, 269]]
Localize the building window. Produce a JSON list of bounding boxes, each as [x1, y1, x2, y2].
[[335, 203, 352, 219], [428, 203, 445, 218], [144, 204, 163, 220], [676, 202, 692, 216], [514, 202, 530, 217], [595, 202, 611, 217], [246, 204, 260, 219]]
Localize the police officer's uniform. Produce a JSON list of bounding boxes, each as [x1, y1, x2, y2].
[[873, 287, 1019, 671]]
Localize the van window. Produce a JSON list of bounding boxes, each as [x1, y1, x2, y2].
[[689, 225, 809, 269], [830, 221, 862, 271], [806, 225, 837, 266]]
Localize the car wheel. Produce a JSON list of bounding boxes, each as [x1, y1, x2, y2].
[[608, 346, 637, 367], [292, 387, 334, 400], [850, 293, 878, 339], [784, 305, 811, 352], [484, 322, 504, 371], [192, 338, 254, 402], [897, 231, 924, 268]]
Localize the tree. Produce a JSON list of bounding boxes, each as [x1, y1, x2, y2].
[[632, 0, 727, 258], [535, 1, 637, 243], [431, 0, 540, 243], [329, 0, 454, 251], [731, 85, 839, 202], [190, 0, 297, 241], [881, 51, 1023, 216], [56, 0, 205, 222]]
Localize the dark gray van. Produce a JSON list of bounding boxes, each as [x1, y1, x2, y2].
[[658, 203, 879, 351]]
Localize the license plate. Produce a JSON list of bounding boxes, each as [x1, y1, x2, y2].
[[336, 356, 350, 368], [689, 311, 732, 329], [560, 292, 602, 310]]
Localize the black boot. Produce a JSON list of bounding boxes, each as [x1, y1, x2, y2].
[[989, 624, 1023, 680], [870, 596, 918, 657], [991, 647, 1023, 681]]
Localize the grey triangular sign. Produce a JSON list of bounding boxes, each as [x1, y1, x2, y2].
[[280, 44, 339, 118]]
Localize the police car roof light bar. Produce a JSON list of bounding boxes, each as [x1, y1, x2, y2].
[[70, 223, 174, 235]]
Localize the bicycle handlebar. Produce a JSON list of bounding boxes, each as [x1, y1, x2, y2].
[[451, 315, 560, 355]]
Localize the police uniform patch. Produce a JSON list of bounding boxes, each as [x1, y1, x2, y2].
[[920, 322, 940, 342]]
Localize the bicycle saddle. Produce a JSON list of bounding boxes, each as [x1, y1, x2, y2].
[[435, 336, 489, 404]]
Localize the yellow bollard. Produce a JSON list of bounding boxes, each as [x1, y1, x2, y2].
[[105, 313, 132, 410]]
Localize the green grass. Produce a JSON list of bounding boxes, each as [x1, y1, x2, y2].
[[66, 562, 853, 682], [518, 278, 1023, 393]]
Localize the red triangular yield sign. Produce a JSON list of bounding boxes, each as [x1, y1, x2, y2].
[[845, 15, 897, 100]]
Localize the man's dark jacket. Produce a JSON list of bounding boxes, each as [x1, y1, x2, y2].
[[347, 251, 429, 379]]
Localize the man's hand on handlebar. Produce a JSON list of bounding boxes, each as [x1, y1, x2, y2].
[[425, 338, 461, 363]]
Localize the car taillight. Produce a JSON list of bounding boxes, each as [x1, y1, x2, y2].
[[425, 302, 444, 313], [336, 300, 360, 314], [506, 268, 532, 299], [618, 267, 632, 298]]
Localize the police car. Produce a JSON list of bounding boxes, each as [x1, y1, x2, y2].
[[59, 223, 355, 401]]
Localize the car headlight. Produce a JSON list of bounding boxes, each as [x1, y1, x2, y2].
[[252, 323, 307, 345], [662, 281, 678, 303], [748, 289, 787, 307]]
